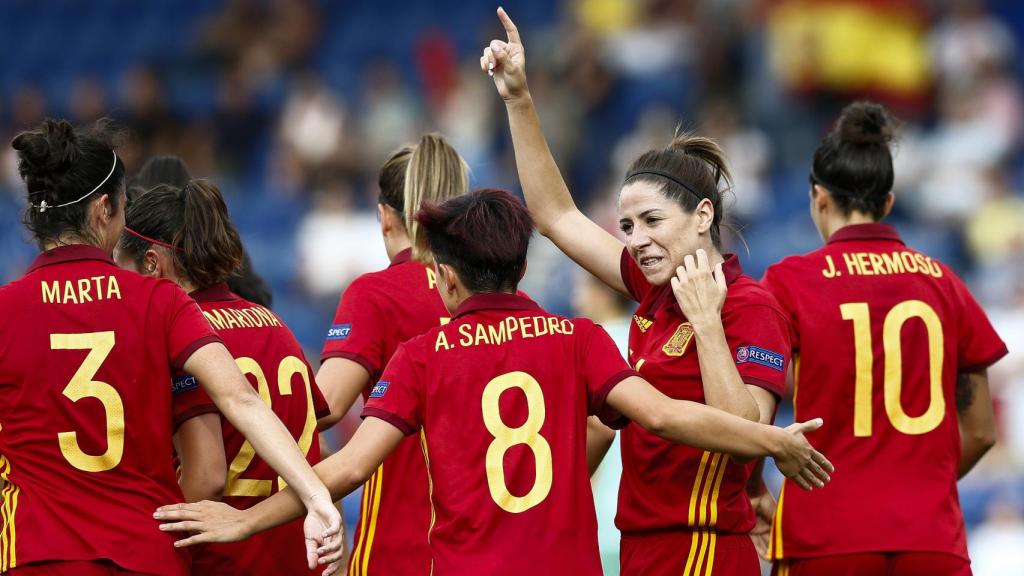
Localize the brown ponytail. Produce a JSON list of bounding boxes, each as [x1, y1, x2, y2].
[[119, 179, 243, 289]]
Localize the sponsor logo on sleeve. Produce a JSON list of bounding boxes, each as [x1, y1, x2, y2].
[[326, 323, 352, 341], [735, 346, 785, 371], [369, 381, 390, 399], [171, 374, 200, 395]]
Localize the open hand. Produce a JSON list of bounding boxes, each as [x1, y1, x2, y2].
[[773, 418, 834, 490], [155, 500, 251, 546], [749, 488, 777, 559], [480, 7, 528, 101]]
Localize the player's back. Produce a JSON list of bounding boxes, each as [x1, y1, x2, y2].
[[762, 223, 1007, 560], [184, 283, 328, 576], [0, 246, 218, 575], [321, 250, 447, 576], [364, 293, 633, 576]]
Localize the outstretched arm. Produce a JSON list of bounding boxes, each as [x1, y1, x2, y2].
[[606, 376, 832, 490], [156, 417, 405, 573], [482, 7, 628, 295]]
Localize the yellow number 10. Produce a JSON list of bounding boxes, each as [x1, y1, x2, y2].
[[482, 372, 553, 513], [840, 300, 945, 437]]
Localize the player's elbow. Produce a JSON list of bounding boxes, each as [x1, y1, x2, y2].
[[635, 405, 674, 440], [966, 424, 997, 455], [181, 470, 226, 503], [317, 411, 341, 432]]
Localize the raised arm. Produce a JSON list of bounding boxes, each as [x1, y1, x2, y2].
[[316, 357, 371, 430], [482, 7, 628, 295], [182, 343, 341, 546], [606, 376, 832, 490], [956, 369, 997, 479]]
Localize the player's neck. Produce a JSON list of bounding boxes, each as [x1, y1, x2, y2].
[[383, 233, 412, 262], [825, 212, 880, 240]]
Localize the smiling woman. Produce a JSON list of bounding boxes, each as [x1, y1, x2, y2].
[[482, 7, 806, 576]]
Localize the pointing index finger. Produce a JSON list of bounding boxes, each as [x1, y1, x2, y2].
[[497, 7, 521, 45]]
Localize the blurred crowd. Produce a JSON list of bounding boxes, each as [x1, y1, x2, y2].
[[0, 0, 1022, 572]]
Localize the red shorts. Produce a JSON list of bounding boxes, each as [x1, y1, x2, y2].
[[7, 560, 158, 576], [621, 530, 760, 576], [773, 552, 971, 576]]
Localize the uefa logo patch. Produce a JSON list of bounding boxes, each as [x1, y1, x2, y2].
[[370, 381, 390, 398], [171, 374, 200, 395], [326, 323, 352, 341], [735, 346, 784, 371]]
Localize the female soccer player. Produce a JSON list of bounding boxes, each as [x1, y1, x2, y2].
[[315, 133, 467, 575], [481, 9, 796, 575], [128, 155, 273, 308], [116, 178, 331, 575], [155, 188, 832, 576], [0, 118, 340, 576], [761, 103, 1007, 576]]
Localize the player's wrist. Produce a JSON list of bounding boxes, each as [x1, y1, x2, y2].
[[765, 426, 788, 459], [504, 91, 534, 110]]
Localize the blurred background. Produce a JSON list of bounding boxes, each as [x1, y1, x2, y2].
[[0, 0, 1022, 573]]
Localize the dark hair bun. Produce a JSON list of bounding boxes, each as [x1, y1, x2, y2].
[[11, 118, 81, 176], [837, 101, 896, 146]]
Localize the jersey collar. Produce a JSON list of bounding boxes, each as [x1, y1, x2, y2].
[[389, 248, 413, 268], [827, 223, 904, 245], [657, 253, 743, 316], [189, 282, 237, 303], [453, 292, 541, 319], [28, 244, 114, 273], [720, 253, 743, 285]]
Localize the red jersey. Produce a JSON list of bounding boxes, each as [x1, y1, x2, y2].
[[761, 223, 1008, 561], [171, 283, 329, 576], [617, 250, 790, 536], [0, 245, 220, 574], [362, 293, 634, 576], [320, 248, 446, 576]]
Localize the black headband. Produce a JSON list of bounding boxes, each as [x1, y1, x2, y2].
[[809, 169, 858, 198], [624, 169, 703, 201]]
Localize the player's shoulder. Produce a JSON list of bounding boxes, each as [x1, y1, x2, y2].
[[726, 274, 786, 315], [764, 247, 828, 278]]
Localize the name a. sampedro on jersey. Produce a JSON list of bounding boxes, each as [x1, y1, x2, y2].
[[41, 275, 122, 303], [821, 250, 943, 279], [434, 315, 576, 351]]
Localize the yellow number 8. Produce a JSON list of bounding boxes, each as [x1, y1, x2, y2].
[[482, 371, 553, 513]]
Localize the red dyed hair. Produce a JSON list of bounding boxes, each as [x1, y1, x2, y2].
[[415, 188, 534, 293]]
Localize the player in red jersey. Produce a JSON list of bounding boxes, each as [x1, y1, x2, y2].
[[115, 178, 332, 575], [0, 119, 340, 576], [154, 188, 832, 576], [761, 103, 1007, 576], [315, 133, 467, 575], [481, 9, 799, 575]]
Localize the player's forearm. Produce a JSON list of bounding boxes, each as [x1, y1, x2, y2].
[[958, 422, 996, 479], [222, 392, 330, 504], [690, 321, 760, 422], [504, 95, 578, 235], [180, 469, 226, 503], [652, 399, 782, 459], [316, 358, 370, 431]]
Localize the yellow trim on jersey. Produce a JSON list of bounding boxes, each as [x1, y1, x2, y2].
[[420, 430, 436, 576], [1, 454, 18, 571], [683, 530, 701, 575], [687, 451, 712, 524], [697, 454, 722, 526], [709, 454, 729, 527], [770, 355, 800, 561], [349, 469, 376, 576], [359, 463, 385, 576]]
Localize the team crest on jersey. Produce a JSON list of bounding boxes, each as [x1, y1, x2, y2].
[[633, 315, 653, 333], [171, 374, 199, 395], [370, 381, 390, 398], [736, 346, 785, 371], [325, 323, 352, 341], [662, 323, 694, 357]]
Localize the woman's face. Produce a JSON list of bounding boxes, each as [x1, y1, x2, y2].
[[618, 181, 706, 287]]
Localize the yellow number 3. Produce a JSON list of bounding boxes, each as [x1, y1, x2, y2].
[[51, 332, 124, 472], [481, 372, 553, 513]]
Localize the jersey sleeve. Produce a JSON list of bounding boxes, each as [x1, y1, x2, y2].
[[320, 278, 388, 379], [950, 274, 1008, 371], [158, 282, 222, 373], [361, 343, 424, 436], [760, 263, 800, 351], [580, 322, 636, 429], [171, 373, 218, 429], [620, 247, 652, 303], [723, 304, 791, 399]]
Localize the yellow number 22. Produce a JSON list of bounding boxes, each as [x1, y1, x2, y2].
[[481, 371, 553, 513], [51, 331, 124, 472]]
